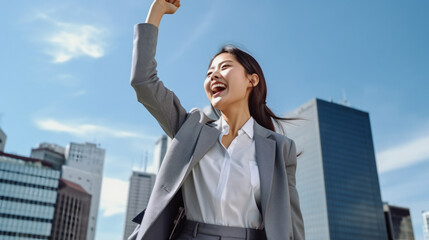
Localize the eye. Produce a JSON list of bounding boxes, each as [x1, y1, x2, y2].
[[221, 64, 230, 69], [206, 71, 212, 77]]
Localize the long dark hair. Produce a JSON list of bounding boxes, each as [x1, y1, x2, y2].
[[208, 45, 296, 134]]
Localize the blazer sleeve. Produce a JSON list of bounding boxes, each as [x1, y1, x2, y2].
[[285, 139, 305, 239], [130, 23, 188, 138]]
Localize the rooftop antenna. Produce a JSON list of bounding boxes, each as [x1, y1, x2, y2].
[[139, 152, 143, 171], [342, 89, 350, 106]]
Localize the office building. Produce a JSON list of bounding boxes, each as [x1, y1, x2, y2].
[[153, 135, 170, 172], [50, 178, 91, 240], [0, 151, 60, 240], [0, 128, 6, 152], [283, 98, 388, 240], [384, 203, 415, 240], [65, 142, 104, 175], [30, 143, 65, 170], [123, 171, 156, 240], [423, 211, 429, 240], [62, 142, 105, 240]]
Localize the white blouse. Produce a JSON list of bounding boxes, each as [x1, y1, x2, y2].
[[182, 116, 263, 229]]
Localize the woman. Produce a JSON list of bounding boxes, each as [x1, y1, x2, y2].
[[128, 0, 304, 239]]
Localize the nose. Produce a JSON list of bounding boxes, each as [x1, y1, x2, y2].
[[210, 69, 221, 81]]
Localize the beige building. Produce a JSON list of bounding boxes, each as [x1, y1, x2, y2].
[[50, 179, 91, 240]]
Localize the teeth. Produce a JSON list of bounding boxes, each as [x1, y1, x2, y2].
[[211, 83, 226, 91]]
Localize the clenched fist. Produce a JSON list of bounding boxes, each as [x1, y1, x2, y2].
[[153, 0, 181, 15]]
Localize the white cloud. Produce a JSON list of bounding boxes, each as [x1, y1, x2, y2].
[[376, 135, 429, 173], [35, 118, 155, 140], [36, 13, 107, 63], [100, 177, 129, 217]]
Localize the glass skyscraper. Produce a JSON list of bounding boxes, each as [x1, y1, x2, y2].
[[0, 152, 60, 240], [283, 98, 388, 240]]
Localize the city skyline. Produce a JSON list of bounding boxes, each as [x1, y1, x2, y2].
[[1, 0, 428, 239], [26, 140, 105, 240]]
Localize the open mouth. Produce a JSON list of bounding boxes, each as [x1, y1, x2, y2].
[[211, 83, 226, 97]]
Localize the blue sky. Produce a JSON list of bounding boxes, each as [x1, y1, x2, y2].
[[1, 0, 428, 239]]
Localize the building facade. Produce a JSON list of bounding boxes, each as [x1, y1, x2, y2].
[[153, 135, 170, 172], [0, 152, 60, 240], [30, 143, 66, 171], [0, 128, 6, 152], [283, 98, 388, 240], [50, 178, 91, 240], [122, 171, 156, 240], [423, 211, 429, 240], [65, 142, 104, 175], [62, 142, 105, 240], [383, 203, 415, 240]]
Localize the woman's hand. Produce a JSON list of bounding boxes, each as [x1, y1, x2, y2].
[[146, 0, 181, 27], [154, 0, 181, 14]]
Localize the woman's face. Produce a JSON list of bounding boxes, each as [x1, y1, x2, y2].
[[204, 53, 254, 111]]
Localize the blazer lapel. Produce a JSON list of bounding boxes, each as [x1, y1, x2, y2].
[[254, 121, 276, 218], [187, 120, 221, 173]]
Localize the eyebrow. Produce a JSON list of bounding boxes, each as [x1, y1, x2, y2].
[[208, 60, 234, 70]]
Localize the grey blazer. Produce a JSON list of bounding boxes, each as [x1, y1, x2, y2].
[[128, 23, 304, 240]]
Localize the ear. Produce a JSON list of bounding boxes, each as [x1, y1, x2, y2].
[[248, 73, 259, 87]]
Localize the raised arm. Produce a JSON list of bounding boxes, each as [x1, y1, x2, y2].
[[130, 0, 186, 138]]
